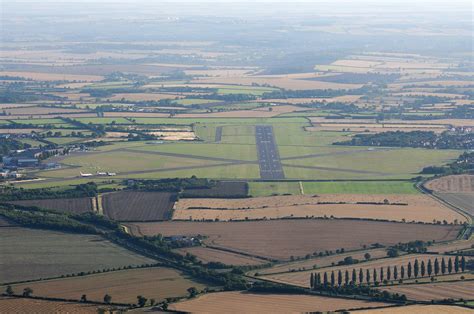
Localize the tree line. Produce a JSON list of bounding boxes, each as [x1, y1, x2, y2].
[[310, 256, 467, 289]]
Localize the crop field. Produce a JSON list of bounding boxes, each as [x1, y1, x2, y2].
[[382, 281, 474, 301], [0, 297, 110, 314], [182, 181, 248, 198], [262, 254, 456, 287], [8, 197, 93, 214], [425, 175, 474, 193], [127, 220, 460, 261], [355, 305, 473, 313], [6, 267, 207, 304], [0, 227, 154, 283], [248, 182, 302, 196], [172, 194, 466, 223], [168, 291, 389, 313], [102, 191, 176, 221], [174, 247, 268, 266], [257, 248, 389, 276], [428, 237, 474, 254]]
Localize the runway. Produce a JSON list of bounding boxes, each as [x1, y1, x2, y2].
[[255, 125, 285, 179]]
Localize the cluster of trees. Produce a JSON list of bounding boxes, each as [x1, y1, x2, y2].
[[336, 130, 473, 150], [310, 256, 467, 289], [0, 138, 31, 159], [261, 88, 363, 99], [446, 104, 474, 119], [0, 182, 98, 201], [422, 151, 474, 175], [126, 177, 215, 193]]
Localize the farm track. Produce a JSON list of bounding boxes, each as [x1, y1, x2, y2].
[[256, 125, 285, 179], [215, 126, 223, 142]]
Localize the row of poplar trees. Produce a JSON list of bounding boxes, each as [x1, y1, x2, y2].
[[310, 255, 466, 289]]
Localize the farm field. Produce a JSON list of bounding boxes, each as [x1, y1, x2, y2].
[[354, 305, 473, 313], [174, 246, 268, 266], [0, 227, 154, 283], [0, 297, 111, 314], [167, 291, 390, 313], [262, 253, 459, 287], [425, 175, 474, 193], [126, 220, 461, 261], [173, 194, 466, 223], [381, 281, 474, 301], [5, 267, 208, 304], [102, 191, 176, 221], [8, 197, 93, 214]]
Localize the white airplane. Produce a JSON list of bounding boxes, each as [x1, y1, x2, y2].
[[80, 172, 93, 177], [96, 171, 107, 176], [107, 172, 117, 176]]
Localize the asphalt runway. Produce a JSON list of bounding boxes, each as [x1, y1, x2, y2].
[[255, 125, 285, 179]]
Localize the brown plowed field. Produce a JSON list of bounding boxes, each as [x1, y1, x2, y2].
[[127, 220, 460, 261], [102, 191, 176, 221], [355, 305, 473, 313], [0, 297, 110, 314], [263, 254, 455, 287], [168, 291, 389, 313], [174, 247, 267, 266], [173, 194, 466, 224], [426, 175, 474, 193], [382, 281, 474, 301], [9, 197, 93, 214], [5, 267, 207, 304]]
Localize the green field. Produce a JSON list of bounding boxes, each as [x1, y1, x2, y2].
[[216, 85, 277, 96], [173, 98, 220, 106], [249, 182, 302, 196], [302, 181, 419, 194], [75, 117, 132, 124]]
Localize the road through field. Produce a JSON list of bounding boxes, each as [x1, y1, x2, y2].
[[256, 125, 285, 179]]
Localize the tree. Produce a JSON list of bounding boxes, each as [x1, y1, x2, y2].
[[104, 294, 112, 304], [394, 266, 398, 280], [448, 258, 453, 274], [414, 259, 419, 278], [364, 253, 371, 261], [344, 270, 349, 286], [5, 286, 14, 296], [150, 299, 156, 306], [373, 268, 377, 284], [461, 256, 466, 272], [317, 273, 322, 287], [455, 256, 460, 273], [428, 260, 433, 276], [80, 294, 87, 302], [366, 269, 370, 285], [310, 273, 315, 289], [421, 261, 426, 277], [380, 267, 384, 282], [387, 266, 391, 281], [330, 271, 335, 287], [323, 272, 328, 287], [187, 287, 198, 298], [137, 295, 148, 307], [441, 258, 446, 275], [407, 262, 412, 279], [352, 269, 357, 285], [434, 258, 440, 276], [401, 265, 405, 279], [22, 287, 33, 297]]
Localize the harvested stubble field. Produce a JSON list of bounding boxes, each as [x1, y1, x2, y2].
[[8, 197, 93, 214], [257, 248, 389, 275], [0, 227, 154, 283], [173, 194, 466, 224], [382, 281, 474, 301], [102, 191, 176, 221], [262, 254, 455, 287], [0, 297, 111, 314], [174, 246, 268, 266], [425, 175, 474, 193], [354, 304, 473, 313], [0, 71, 104, 81], [6, 267, 207, 304], [428, 237, 474, 254], [168, 291, 389, 313], [127, 220, 460, 261]]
